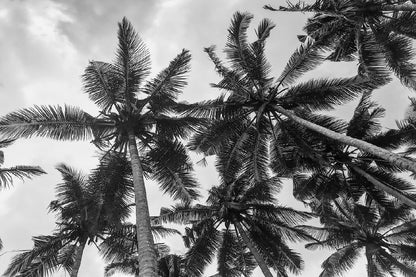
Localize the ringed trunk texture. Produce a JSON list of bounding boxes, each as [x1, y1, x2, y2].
[[128, 131, 158, 277], [365, 247, 375, 277], [70, 238, 87, 277], [234, 221, 274, 277], [350, 164, 416, 208], [379, 3, 416, 11], [274, 106, 416, 174]]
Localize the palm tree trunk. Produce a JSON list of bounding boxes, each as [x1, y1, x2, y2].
[[273, 105, 416, 174], [349, 164, 416, 208], [128, 131, 158, 277], [234, 221, 274, 277], [379, 3, 416, 11], [71, 238, 87, 277], [365, 246, 375, 277]]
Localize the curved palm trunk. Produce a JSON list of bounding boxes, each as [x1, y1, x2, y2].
[[273, 105, 416, 174], [71, 238, 87, 277], [349, 164, 416, 208], [234, 221, 274, 277], [128, 131, 158, 277]]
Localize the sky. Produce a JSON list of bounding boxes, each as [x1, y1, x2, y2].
[[0, 0, 414, 276]]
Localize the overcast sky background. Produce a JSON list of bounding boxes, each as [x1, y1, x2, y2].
[[0, 0, 413, 276]]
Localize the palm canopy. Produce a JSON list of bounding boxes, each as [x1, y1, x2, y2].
[[300, 198, 416, 277], [100, 222, 182, 277], [271, 93, 416, 208], [155, 156, 314, 277], [265, 0, 416, 90], [178, 11, 416, 185], [0, 139, 45, 189], [4, 153, 134, 277]]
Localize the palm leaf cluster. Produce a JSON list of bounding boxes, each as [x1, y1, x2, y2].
[[2, 7, 416, 277]]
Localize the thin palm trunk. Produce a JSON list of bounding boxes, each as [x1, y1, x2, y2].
[[70, 238, 87, 277], [365, 246, 375, 277], [128, 131, 158, 277], [379, 3, 416, 11], [273, 105, 416, 174], [349, 164, 416, 208], [234, 221, 274, 277]]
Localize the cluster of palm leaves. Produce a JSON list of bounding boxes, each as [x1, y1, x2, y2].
[[1, 1, 416, 276]]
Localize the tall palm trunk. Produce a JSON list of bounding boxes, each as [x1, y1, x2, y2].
[[71, 238, 87, 277], [349, 164, 416, 208], [365, 246, 375, 277], [128, 131, 158, 277], [273, 105, 416, 174], [379, 3, 416, 11], [234, 221, 274, 277]]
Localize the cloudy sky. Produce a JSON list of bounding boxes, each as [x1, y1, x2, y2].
[[0, 0, 413, 276]]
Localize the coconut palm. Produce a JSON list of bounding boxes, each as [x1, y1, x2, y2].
[[271, 93, 416, 208], [300, 198, 416, 277], [0, 139, 45, 189], [178, 11, 416, 211], [100, 222, 182, 277], [265, 0, 416, 89], [4, 153, 134, 277], [0, 18, 201, 276], [155, 152, 314, 277]]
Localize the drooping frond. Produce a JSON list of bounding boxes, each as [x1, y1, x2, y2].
[[0, 105, 101, 141], [146, 139, 200, 203], [319, 243, 362, 277], [0, 166, 45, 189]]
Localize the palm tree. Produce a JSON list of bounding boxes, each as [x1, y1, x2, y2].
[[180, 11, 416, 202], [0, 18, 201, 276], [4, 153, 134, 277], [300, 198, 416, 277], [0, 139, 45, 189], [265, 0, 416, 89], [155, 156, 314, 277], [271, 93, 416, 208], [100, 222, 183, 277]]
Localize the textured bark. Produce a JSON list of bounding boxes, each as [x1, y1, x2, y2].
[[274, 105, 416, 174], [128, 131, 158, 277], [350, 164, 416, 208], [234, 221, 274, 277], [365, 246, 375, 277], [70, 238, 87, 277], [379, 3, 416, 11]]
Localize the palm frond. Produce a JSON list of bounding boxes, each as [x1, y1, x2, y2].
[[115, 17, 151, 103], [281, 76, 374, 111], [0, 105, 100, 141], [0, 166, 45, 189], [276, 37, 325, 87], [146, 140, 200, 203], [82, 61, 124, 111], [319, 243, 362, 277]]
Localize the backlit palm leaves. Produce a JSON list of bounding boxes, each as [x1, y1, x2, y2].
[[300, 199, 416, 277], [265, 0, 416, 89], [0, 18, 201, 276], [0, 139, 45, 189], [4, 153, 134, 277]]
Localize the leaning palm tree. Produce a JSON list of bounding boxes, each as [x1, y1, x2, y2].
[[4, 153, 134, 277], [180, 11, 416, 201], [300, 198, 416, 277], [0, 18, 201, 276], [265, 0, 416, 89], [272, 93, 416, 208], [155, 152, 314, 277], [0, 139, 45, 189]]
